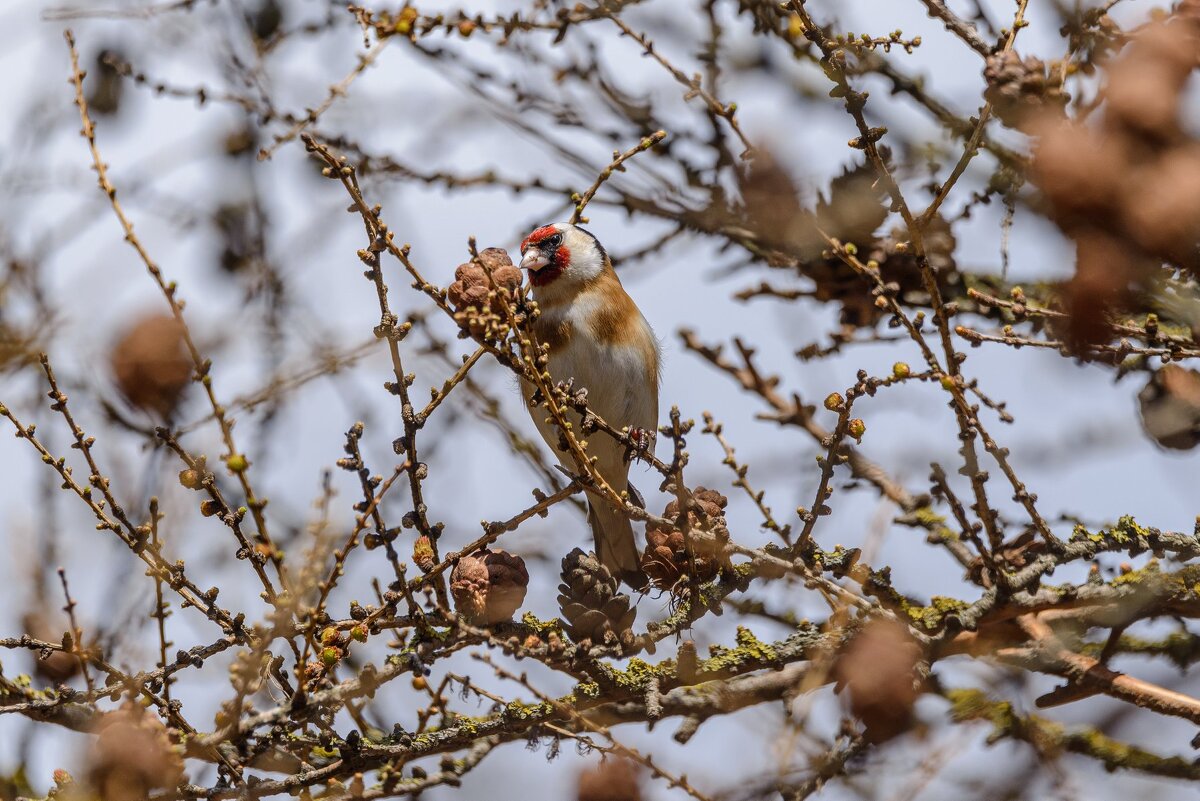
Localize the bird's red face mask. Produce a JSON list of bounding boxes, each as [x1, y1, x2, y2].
[[520, 226, 570, 287]]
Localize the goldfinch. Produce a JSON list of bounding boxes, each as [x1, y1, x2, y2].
[[519, 223, 660, 588]]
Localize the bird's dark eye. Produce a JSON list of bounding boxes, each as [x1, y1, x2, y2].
[[547, 233, 563, 248]]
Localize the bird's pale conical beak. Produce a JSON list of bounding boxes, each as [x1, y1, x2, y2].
[[520, 249, 550, 272]]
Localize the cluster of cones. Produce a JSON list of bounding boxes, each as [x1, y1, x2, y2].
[[446, 487, 732, 646], [737, 150, 959, 328], [1017, 5, 1200, 348], [446, 248, 523, 341]]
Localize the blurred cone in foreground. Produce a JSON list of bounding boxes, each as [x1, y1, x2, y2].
[[577, 758, 641, 801], [833, 618, 924, 743], [87, 702, 184, 801], [1138, 365, 1200, 450], [1028, 7, 1200, 350], [738, 148, 820, 258], [110, 313, 191, 419]]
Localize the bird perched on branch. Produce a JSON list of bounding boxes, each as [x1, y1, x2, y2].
[[519, 223, 659, 589]]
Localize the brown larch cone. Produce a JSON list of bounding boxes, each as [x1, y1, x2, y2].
[[557, 548, 636, 647], [746, 151, 952, 330], [833, 618, 925, 744], [446, 248, 522, 338], [641, 487, 728, 591], [87, 701, 185, 801], [738, 148, 822, 259], [450, 548, 529, 624], [110, 313, 191, 419], [577, 757, 642, 801]]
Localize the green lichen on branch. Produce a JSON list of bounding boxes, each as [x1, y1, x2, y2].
[[861, 566, 970, 633], [595, 623, 820, 694], [600, 657, 674, 692], [946, 688, 1200, 780], [493, 695, 571, 723], [704, 627, 780, 673], [1071, 515, 1158, 550], [1080, 631, 1200, 670], [1109, 561, 1200, 600], [518, 612, 563, 637], [897, 506, 959, 543], [902, 596, 971, 633]]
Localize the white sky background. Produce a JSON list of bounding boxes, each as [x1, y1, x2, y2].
[[1, 0, 1199, 798]]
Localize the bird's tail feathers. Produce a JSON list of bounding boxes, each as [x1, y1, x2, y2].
[[587, 500, 647, 591]]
